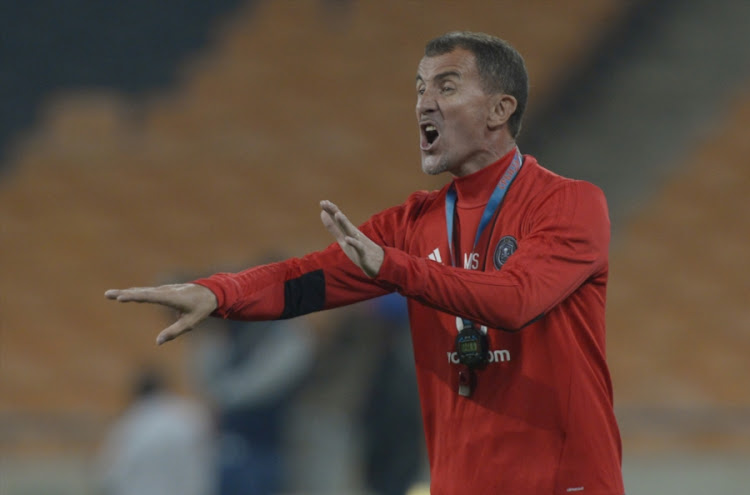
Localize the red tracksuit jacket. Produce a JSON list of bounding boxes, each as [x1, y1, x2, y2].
[[195, 150, 625, 494]]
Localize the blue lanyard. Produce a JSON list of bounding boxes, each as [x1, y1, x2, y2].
[[445, 148, 523, 268]]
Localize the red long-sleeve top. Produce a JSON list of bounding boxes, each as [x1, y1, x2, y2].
[[195, 150, 624, 494]]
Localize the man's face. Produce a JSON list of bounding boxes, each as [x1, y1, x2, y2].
[[416, 49, 495, 177]]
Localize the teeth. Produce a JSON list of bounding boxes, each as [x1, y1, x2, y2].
[[425, 125, 436, 132]]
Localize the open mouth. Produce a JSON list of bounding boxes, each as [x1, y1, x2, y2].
[[421, 123, 440, 150]]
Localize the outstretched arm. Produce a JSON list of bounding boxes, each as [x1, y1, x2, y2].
[[105, 199, 404, 345]]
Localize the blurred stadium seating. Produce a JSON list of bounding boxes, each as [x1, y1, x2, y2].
[[1, 0, 749, 493], [0, 0, 626, 453], [607, 86, 750, 452]]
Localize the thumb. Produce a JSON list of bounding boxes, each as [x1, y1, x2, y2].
[[156, 315, 196, 345]]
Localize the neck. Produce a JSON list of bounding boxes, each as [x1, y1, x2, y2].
[[452, 146, 519, 207], [451, 138, 517, 178]]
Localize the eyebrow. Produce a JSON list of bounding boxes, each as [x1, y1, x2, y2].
[[416, 70, 462, 84]]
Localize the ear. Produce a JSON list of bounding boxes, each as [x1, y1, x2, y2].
[[487, 94, 518, 131]]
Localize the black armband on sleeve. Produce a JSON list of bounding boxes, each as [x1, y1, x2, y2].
[[280, 269, 326, 319]]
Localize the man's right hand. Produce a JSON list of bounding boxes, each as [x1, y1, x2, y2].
[[105, 283, 218, 345]]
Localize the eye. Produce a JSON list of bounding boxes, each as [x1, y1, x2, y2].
[[440, 84, 455, 94], [417, 87, 425, 95]]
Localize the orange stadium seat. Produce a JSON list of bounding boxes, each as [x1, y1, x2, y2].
[[607, 87, 750, 451]]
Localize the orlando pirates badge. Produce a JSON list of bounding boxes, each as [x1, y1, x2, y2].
[[493, 236, 517, 269]]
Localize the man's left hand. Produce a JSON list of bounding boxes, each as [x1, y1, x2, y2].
[[320, 200, 384, 278]]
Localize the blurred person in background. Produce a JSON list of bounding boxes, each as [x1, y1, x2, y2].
[[358, 293, 424, 495], [281, 301, 383, 493], [107, 31, 624, 494], [282, 293, 424, 494], [97, 366, 214, 495], [192, 315, 316, 495], [187, 256, 317, 495]]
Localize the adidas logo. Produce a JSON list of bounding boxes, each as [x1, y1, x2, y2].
[[427, 248, 442, 263]]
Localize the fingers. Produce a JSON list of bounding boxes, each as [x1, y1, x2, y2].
[[105, 287, 163, 303], [320, 208, 343, 242], [104, 284, 189, 310], [319, 199, 339, 216], [156, 316, 195, 345], [320, 199, 383, 278], [345, 235, 383, 278], [320, 200, 360, 239], [335, 211, 359, 239], [105, 284, 217, 346], [320, 201, 351, 246], [344, 236, 367, 255]]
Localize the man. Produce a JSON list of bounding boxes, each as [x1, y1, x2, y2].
[[107, 32, 625, 494]]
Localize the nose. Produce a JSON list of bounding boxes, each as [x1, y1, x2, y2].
[[416, 88, 438, 117]]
